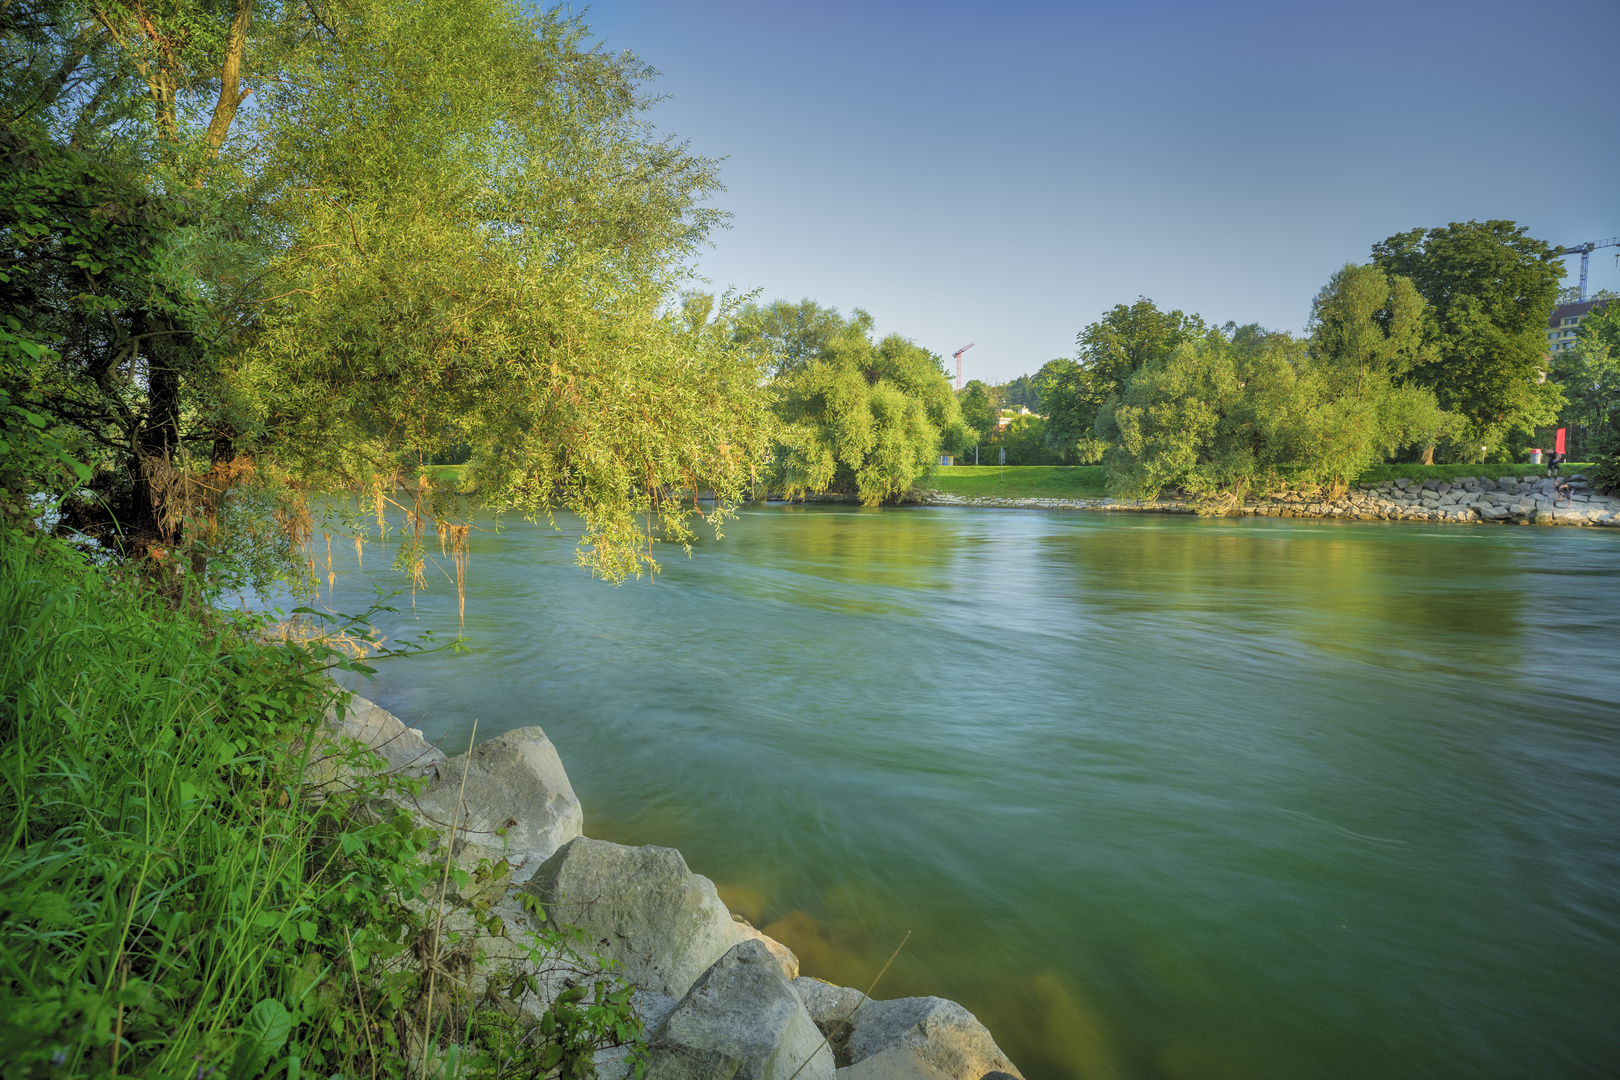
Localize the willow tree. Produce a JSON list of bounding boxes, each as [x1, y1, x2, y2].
[[4, 0, 772, 583], [768, 309, 972, 504]]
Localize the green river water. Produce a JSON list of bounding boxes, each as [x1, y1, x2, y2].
[[307, 505, 1620, 1079]]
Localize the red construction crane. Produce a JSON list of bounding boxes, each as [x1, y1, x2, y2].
[[952, 342, 975, 391]]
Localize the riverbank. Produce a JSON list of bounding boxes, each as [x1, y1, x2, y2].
[[924, 471, 1620, 527], [0, 525, 1025, 1079], [335, 696, 1027, 1079], [924, 463, 1591, 501]]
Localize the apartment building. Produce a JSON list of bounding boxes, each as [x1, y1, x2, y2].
[[1547, 299, 1608, 352]]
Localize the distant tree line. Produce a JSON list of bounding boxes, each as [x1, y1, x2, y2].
[[964, 220, 1620, 500]]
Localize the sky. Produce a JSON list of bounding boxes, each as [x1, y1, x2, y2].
[[574, 0, 1620, 385]]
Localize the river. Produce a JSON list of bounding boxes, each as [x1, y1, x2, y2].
[[299, 505, 1620, 1079]]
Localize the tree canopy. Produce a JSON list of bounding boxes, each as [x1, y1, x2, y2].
[[1098, 268, 1448, 507], [2, 0, 771, 585], [1554, 301, 1620, 488], [1370, 220, 1564, 450], [1042, 299, 1206, 463], [958, 379, 999, 442], [732, 298, 848, 379], [768, 309, 971, 504]]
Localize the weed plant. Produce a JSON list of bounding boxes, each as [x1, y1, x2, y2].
[[0, 530, 642, 1079]]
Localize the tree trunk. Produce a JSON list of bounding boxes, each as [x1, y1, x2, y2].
[[203, 0, 256, 155]]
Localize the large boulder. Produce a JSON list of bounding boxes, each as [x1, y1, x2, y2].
[[520, 837, 741, 998], [842, 997, 1022, 1080], [793, 980, 1023, 1080], [413, 726, 583, 883], [644, 940, 834, 1080], [322, 693, 447, 779]]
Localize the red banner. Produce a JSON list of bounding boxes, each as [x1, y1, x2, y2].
[[1556, 427, 1567, 455]]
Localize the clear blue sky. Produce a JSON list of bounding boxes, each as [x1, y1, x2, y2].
[[577, 0, 1620, 384]]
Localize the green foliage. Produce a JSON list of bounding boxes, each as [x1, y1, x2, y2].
[[769, 308, 972, 504], [958, 380, 999, 442], [0, 530, 644, 1078], [1371, 220, 1564, 447], [732, 298, 848, 378], [1100, 309, 1450, 509], [0, 125, 209, 529], [0, 326, 93, 523], [1042, 300, 1207, 464], [3, 0, 772, 586], [1562, 302, 1620, 493], [998, 373, 1043, 412], [1553, 301, 1619, 445], [1001, 414, 1060, 465], [229, 0, 768, 581]]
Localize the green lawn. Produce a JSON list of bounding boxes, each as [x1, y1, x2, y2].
[[423, 464, 467, 487]]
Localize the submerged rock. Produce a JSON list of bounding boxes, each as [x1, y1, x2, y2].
[[791, 979, 1023, 1079], [733, 913, 800, 980], [521, 837, 741, 998], [645, 939, 834, 1080], [844, 996, 1022, 1079]]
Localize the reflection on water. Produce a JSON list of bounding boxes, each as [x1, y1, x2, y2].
[[304, 507, 1620, 1079]]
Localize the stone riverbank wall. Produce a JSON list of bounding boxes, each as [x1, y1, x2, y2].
[[925, 473, 1620, 527], [325, 696, 1025, 1080]]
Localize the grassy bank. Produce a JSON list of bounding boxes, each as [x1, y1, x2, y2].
[[923, 465, 1109, 499], [0, 532, 412, 1078], [0, 531, 633, 1078], [920, 463, 1592, 501]]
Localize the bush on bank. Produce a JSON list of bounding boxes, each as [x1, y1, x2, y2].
[[0, 530, 641, 1079]]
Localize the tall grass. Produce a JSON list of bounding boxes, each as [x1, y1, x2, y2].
[[1, 529, 370, 1076], [0, 529, 644, 1079]]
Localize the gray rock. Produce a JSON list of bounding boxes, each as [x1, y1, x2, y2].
[[645, 940, 834, 1080], [733, 914, 800, 980], [793, 977, 868, 1066], [842, 997, 1022, 1080], [414, 727, 582, 882], [595, 990, 682, 1080], [521, 837, 740, 998], [325, 694, 447, 778]]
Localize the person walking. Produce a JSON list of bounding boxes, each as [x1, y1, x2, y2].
[[1546, 450, 1563, 479]]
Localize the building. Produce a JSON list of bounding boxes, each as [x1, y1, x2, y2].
[[995, 406, 1034, 430], [1538, 299, 1610, 460], [1546, 299, 1608, 353]]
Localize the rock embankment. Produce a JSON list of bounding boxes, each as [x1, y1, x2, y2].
[[328, 696, 1024, 1080], [927, 473, 1620, 527]]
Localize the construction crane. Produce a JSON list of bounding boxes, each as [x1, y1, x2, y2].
[[1560, 237, 1620, 302], [952, 342, 975, 391]]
